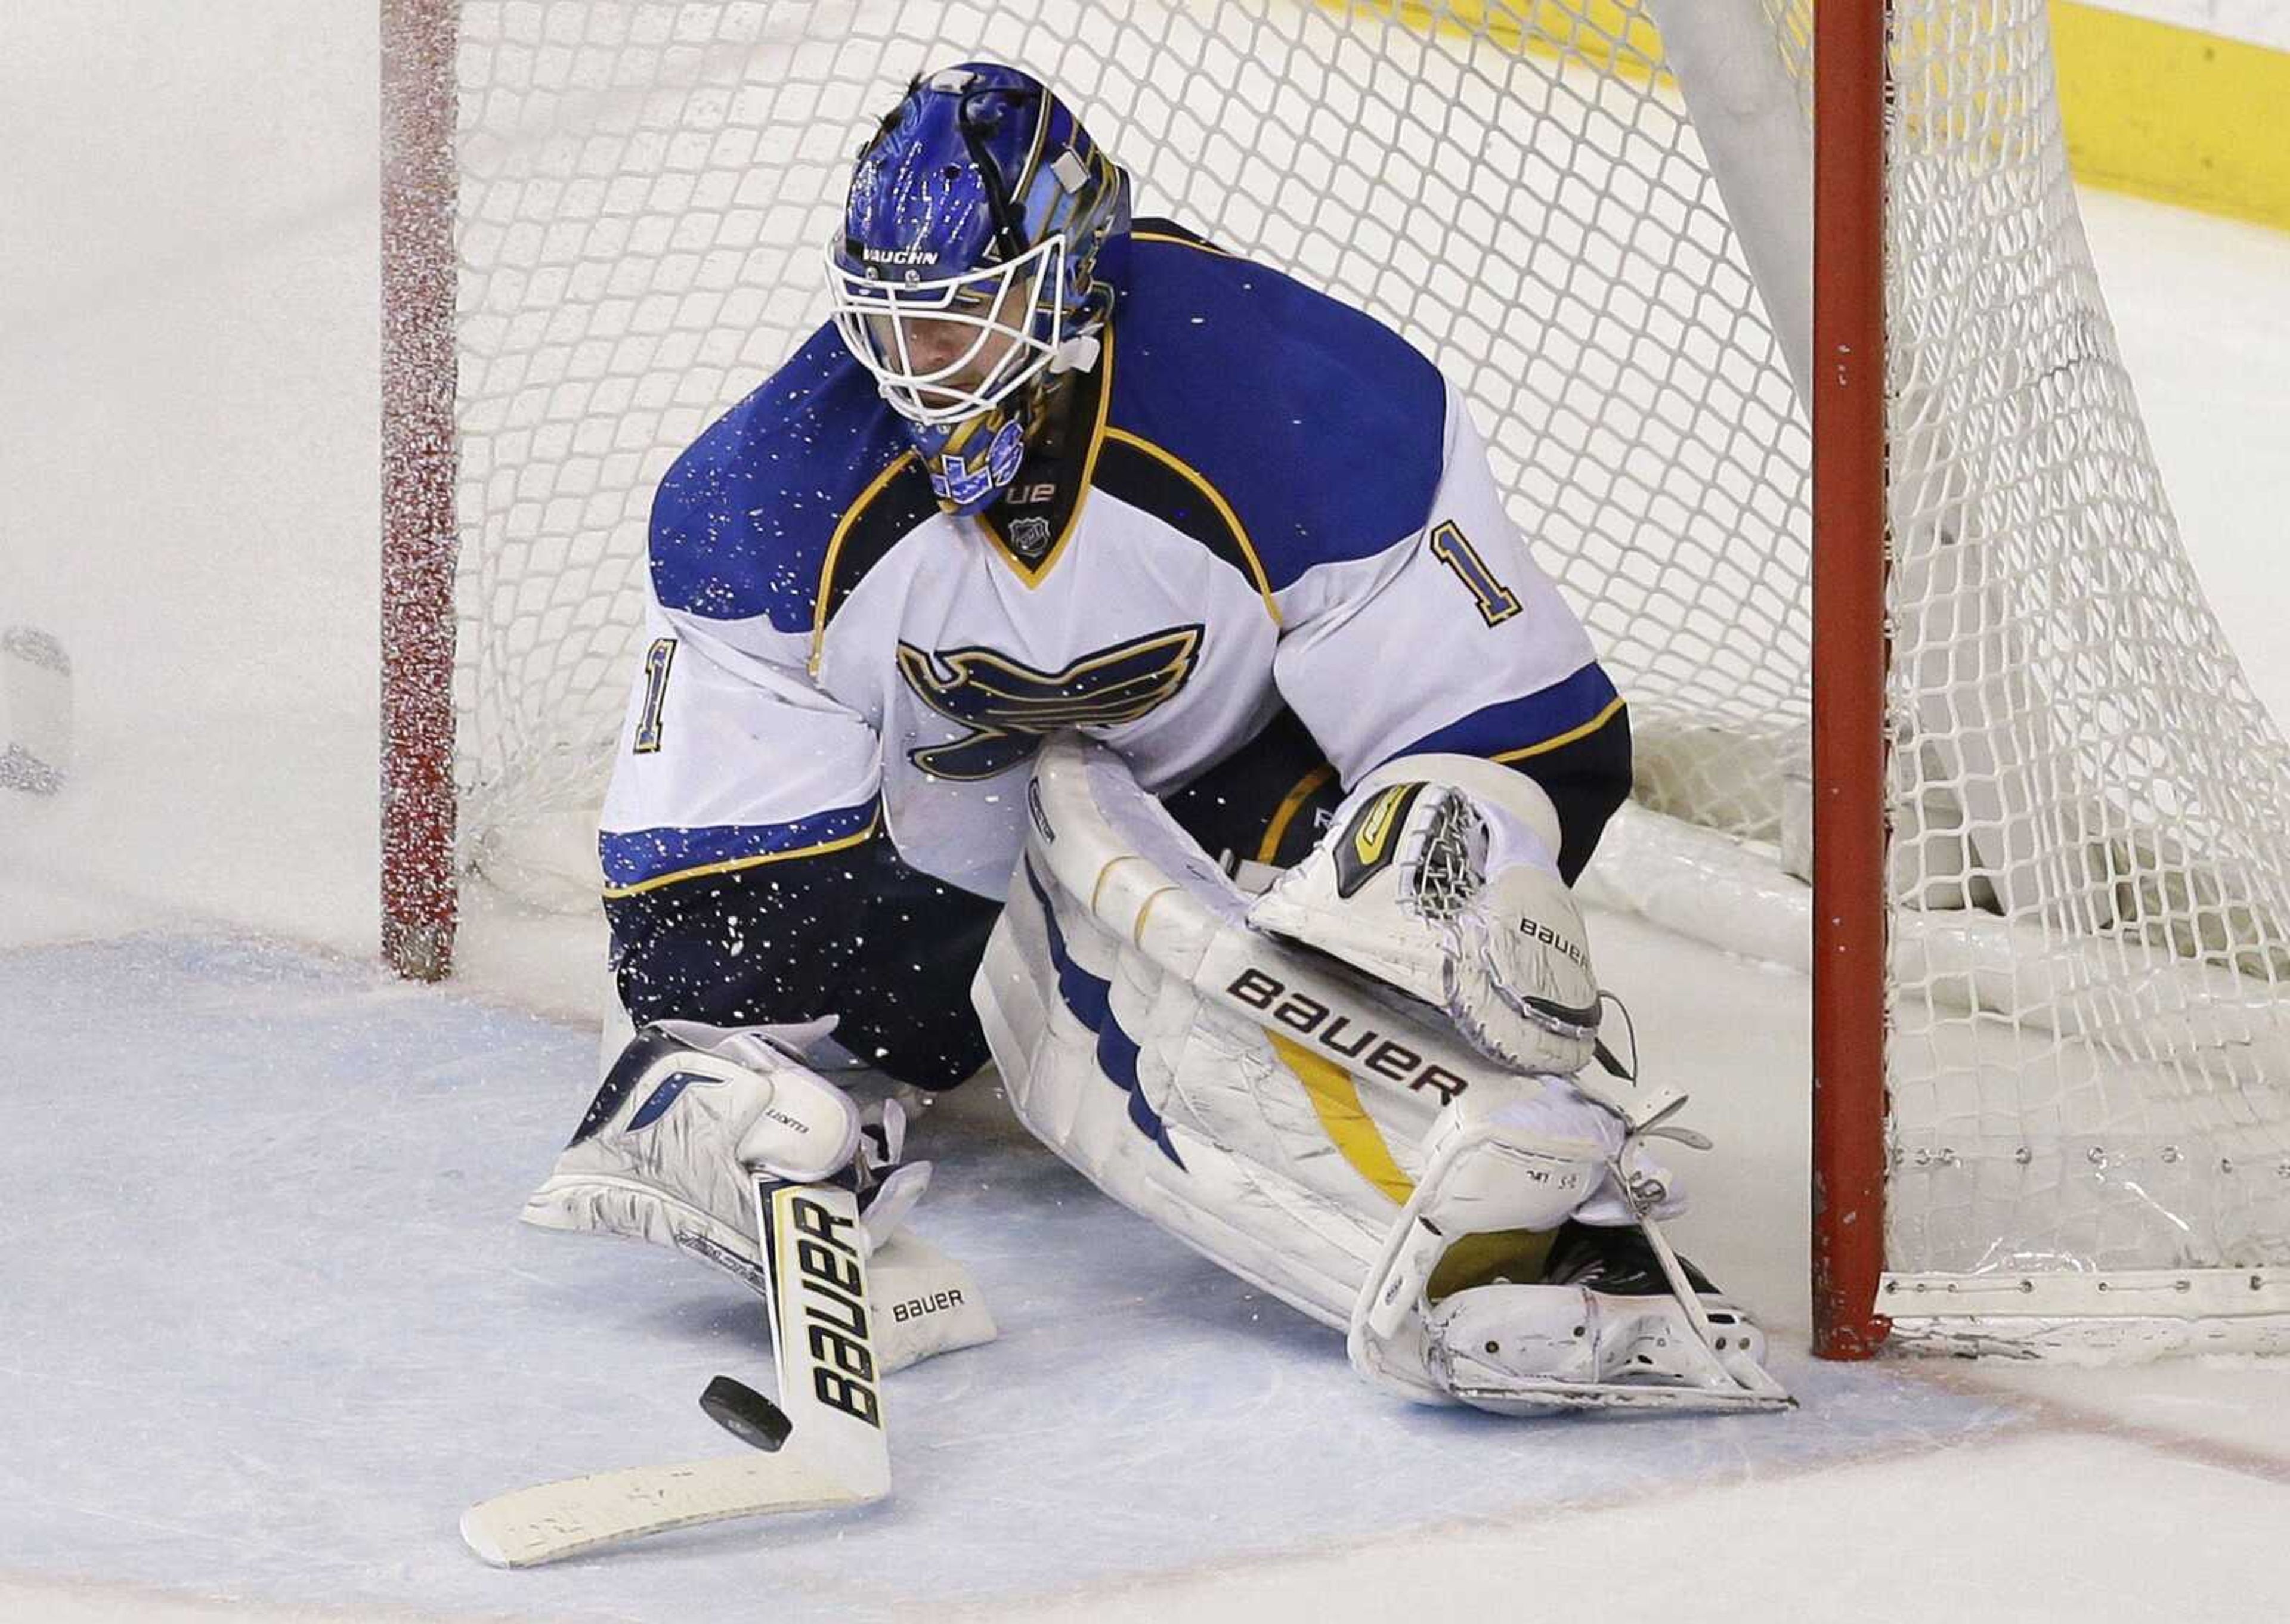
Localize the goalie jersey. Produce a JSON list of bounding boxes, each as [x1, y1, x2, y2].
[[599, 222, 1626, 914]]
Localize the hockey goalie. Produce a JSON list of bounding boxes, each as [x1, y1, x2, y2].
[[517, 62, 1787, 1415]]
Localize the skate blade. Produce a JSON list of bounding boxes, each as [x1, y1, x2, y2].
[[1450, 1375, 1795, 1415]]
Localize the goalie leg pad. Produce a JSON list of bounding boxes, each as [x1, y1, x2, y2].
[[978, 866, 1397, 1327], [979, 740, 1653, 1331], [992, 737, 1781, 1413]]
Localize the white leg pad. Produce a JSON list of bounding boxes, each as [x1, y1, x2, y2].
[[981, 739, 1663, 1331], [984, 739, 1785, 1415]]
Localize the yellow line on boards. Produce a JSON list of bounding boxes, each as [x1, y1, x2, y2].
[[1304, 1, 1667, 81], [1295, 2, 2290, 234], [2053, 2, 2290, 233]]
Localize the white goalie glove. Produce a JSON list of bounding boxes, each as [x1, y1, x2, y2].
[[521, 1017, 995, 1373], [1246, 752, 1601, 1076]]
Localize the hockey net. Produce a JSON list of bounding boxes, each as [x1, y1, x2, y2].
[[385, 0, 2290, 1356]]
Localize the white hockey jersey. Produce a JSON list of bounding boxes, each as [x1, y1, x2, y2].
[[599, 224, 1621, 901]]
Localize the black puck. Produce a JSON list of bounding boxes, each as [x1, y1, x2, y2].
[[699, 1374, 792, 1453]]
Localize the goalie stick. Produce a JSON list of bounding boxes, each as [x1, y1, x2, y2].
[[460, 1177, 891, 1567]]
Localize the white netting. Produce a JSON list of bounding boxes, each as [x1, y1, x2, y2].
[[1877, 1, 2290, 1290], [445, 0, 2290, 1329]]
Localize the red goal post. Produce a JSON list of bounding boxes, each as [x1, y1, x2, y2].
[[379, 0, 459, 984], [1808, 0, 1889, 1358]]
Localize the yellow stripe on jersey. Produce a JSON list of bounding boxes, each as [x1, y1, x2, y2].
[[812, 452, 919, 677], [1257, 763, 1339, 864], [1131, 229, 1237, 258], [986, 330, 1119, 588], [1101, 427, 1283, 625], [1489, 693, 1627, 763], [599, 812, 882, 900]]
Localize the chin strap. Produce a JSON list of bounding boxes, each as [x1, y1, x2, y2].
[[1050, 330, 1101, 373]]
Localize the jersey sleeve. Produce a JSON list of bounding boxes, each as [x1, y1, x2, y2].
[[593, 595, 1004, 1089], [1269, 382, 1631, 877], [595, 597, 883, 897]]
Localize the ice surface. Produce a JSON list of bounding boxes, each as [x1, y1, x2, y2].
[[1, 934, 2011, 1623]]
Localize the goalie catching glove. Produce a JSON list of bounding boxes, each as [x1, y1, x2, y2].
[[1246, 752, 1601, 1076], [521, 1018, 995, 1373]]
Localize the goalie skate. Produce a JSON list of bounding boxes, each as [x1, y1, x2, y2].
[[1348, 1080, 1792, 1417], [1428, 1220, 1790, 1415]]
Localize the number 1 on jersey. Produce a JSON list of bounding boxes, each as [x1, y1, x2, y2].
[[633, 637, 677, 753], [1429, 522, 1521, 627]]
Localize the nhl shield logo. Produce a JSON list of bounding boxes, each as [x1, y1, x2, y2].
[[1008, 515, 1054, 557]]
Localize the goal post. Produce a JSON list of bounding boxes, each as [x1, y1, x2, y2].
[[380, 0, 460, 983], [1808, 0, 1890, 1360], [382, 0, 2290, 1360]]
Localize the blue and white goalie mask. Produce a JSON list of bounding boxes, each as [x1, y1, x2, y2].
[[827, 64, 1130, 514]]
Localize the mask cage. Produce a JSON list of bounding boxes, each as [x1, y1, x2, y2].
[[825, 236, 1068, 425]]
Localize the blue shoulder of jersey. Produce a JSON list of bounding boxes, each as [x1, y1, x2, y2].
[[1107, 225, 1449, 592], [648, 323, 916, 633]]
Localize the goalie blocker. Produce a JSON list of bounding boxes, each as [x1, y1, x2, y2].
[[519, 1015, 998, 1374], [974, 737, 1787, 1413]]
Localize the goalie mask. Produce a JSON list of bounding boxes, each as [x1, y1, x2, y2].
[[827, 63, 1131, 515]]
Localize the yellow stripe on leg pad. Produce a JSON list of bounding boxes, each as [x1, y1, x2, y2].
[[1267, 1033, 1416, 1204]]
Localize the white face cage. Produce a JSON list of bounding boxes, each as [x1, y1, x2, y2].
[[825, 235, 1068, 425]]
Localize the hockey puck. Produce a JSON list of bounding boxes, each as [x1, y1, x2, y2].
[[699, 1374, 791, 1453]]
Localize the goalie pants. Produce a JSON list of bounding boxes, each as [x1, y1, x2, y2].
[[604, 707, 1625, 1090]]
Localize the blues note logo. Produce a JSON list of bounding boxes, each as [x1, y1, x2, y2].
[[896, 625, 1204, 779]]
